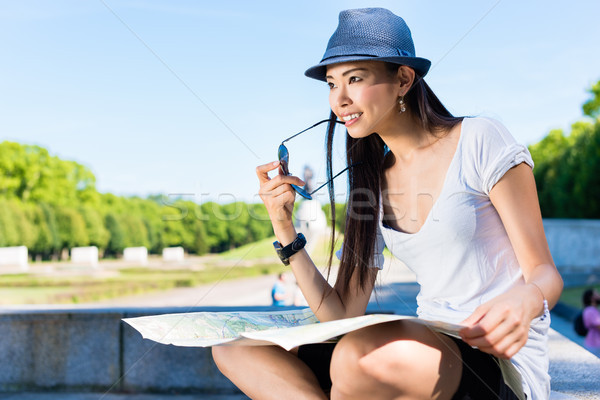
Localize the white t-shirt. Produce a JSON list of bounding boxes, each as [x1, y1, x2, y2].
[[346, 117, 550, 399]]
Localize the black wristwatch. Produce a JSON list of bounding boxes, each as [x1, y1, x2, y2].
[[273, 233, 307, 265]]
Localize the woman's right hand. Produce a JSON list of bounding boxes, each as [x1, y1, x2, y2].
[[256, 161, 305, 233]]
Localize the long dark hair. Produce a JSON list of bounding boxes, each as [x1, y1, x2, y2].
[[325, 65, 464, 301]]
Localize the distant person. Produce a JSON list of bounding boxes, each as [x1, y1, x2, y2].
[[582, 288, 600, 356], [271, 273, 287, 306]]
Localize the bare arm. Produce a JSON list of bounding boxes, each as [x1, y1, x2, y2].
[[460, 163, 564, 358], [256, 161, 376, 321], [489, 163, 563, 309]]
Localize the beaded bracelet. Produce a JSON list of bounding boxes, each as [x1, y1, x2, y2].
[[539, 299, 549, 322], [531, 282, 550, 322]]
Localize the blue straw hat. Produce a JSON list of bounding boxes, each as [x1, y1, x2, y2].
[[305, 8, 431, 82]]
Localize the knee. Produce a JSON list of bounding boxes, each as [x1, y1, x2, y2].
[[330, 329, 418, 392], [330, 331, 372, 393], [357, 340, 415, 383], [211, 346, 236, 375]]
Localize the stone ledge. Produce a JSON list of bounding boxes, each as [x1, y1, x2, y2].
[[0, 393, 249, 399], [0, 307, 598, 398], [548, 329, 600, 399]]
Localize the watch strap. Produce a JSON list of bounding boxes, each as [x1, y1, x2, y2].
[[273, 233, 306, 265]]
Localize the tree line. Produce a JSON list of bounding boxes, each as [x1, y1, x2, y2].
[[0, 142, 275, 260], [529, 80, 600, 218]]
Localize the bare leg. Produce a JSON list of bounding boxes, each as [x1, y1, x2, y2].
[[330, 321, 462, 400], [212, 345, 328, 400]]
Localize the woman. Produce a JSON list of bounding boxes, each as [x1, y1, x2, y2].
[[213, 8, 563, 400], [582, 289, 600, 357]]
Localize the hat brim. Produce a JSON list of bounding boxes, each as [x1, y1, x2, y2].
[[304, 55, 431, 82]]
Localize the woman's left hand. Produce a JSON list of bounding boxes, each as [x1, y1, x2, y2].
[[459, 284, 542, 359]]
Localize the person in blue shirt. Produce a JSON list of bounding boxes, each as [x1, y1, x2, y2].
[[271, 273, 287, 306]]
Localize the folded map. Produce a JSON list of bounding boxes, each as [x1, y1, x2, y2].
[[123, 308, 463, 351]]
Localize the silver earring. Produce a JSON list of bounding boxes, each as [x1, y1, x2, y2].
[[398, 96, 406, 113]]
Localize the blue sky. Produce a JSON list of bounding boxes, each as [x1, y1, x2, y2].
[[1, 1, 599, 204]]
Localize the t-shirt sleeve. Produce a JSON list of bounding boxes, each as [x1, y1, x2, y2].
[[470, 118, 534, 195], [335, 224, 385, 270]]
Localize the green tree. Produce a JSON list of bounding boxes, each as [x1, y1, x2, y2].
[[322, 202, 347, 234], [200, 202, 230, 252], [567, 121, 600, 217], [529, 129, 571, 217], [529, 79, 600, 218], [583, 80, 600, 118], [178, 201, 209, 255], [40, 203, 61, 258], [121, 214, 150, 248], [104, 213, 126, 257], [136, 198, 165, 253], [0, 199, 20, 246], [247, 203, 273, 241], [79, 205, 110, 250], [223, 202, 251, 248], [0, 141, 98, 207], [55, 207, 89, 257], [26, 204, 53, 259], [0, 199, 36, 248]]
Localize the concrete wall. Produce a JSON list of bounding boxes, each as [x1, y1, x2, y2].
[[543, 219, 600, 286], [0, 308, 244, 394], [1, 307, 599, 397], [70, 246, 99, 268], [0, 246, 28, 271]]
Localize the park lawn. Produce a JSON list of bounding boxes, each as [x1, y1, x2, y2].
[[559, 283, 600, 308], [1, 233, 393, 305], [218, 236, 280, 261], [0, 263, 285, 305], [1, 287, 73, 304], [218, 233, 344, 266], [219, 232, 394, 267]]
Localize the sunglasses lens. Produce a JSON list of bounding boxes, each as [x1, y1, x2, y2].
[[277, 119, 350, 200], [278, 144, 290, 175], [292, 184, 312, 200]]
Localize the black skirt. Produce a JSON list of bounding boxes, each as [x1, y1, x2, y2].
[[297, 335, 524, 399]]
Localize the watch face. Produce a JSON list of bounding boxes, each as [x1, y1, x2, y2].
[[292, 234, 306, 250], [292, 240, 304, 251], [274, 234, 305, 265]]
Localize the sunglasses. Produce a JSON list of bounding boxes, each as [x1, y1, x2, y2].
[[278, 119, 358, 200]]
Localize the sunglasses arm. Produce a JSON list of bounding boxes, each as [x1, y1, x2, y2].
[[281, 119, 344, 144], [308, 162, 362, 196]]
